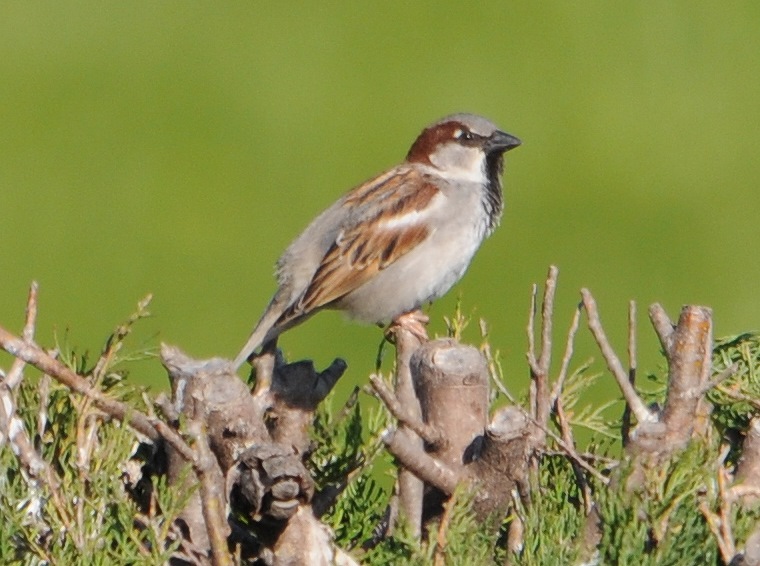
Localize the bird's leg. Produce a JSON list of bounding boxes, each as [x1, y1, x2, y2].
[[251, 338, 278, 396], [386, 310, 430, 343]]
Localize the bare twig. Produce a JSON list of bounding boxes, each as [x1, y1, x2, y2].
[[37, 373, 51, 441], [700, 363, 739, 396], [527, 282, 539, 377], [622, 301, 637, 445], [0, 379, 71, 526], [5, 281, 39, 390], [480, 319, 516, 403], [714, 384, 760, 411], [728, 485, 760, 501], [555, 397, 593, 513], [581, 289, 657, 425], [542, 450, 619, 469], [718, 466, 736, 559], [391, 318, 426, 537], [699, 465, 736, 564], [382, 428, 459, 495], [550, 302, 583, 404], [368, 374, 445, 447], [529, 407, 610, 485], [648, 303, 675, 354], [433, 490, 458, 566], [0, 325, 204, 471], [191, 422, 233, 566], [538, 266, 558, 374], [506, 513, 524, 559], [151, 419, 197, 463], [154, 392, 180, 422], [527, 266, 559, 428], [628, 300, 637, 382]]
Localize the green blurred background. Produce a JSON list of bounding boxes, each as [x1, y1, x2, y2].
[[2, 3, 759, 398]]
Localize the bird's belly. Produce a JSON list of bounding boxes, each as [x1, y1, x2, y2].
[[333, 226, 484, 323]]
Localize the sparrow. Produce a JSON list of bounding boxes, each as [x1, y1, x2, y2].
[[233, 113, 520, 369]]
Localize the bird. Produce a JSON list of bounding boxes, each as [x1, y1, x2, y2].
[[233, 113, 520, 370]]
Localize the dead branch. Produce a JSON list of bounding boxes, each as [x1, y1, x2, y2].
[[411, 339, 489, 472], [376, 336, 537, 524], [527, 266, 559, 433], [622, 301, 637, 445], [549, 301, 583, 406], [160, 344, 346, 563], [699, 462, 736, 565], [470, 406, 531, 516], [0, 324, 164, 442], [628, 300, 637, 381], [268, 356, 347, 454], [412, 339, 490, 523], [658, 304, 713, 442], [270, 506, 359, 566], [649, 303, 675, 353], [191, 421, 233, 566], [433, 490, 458, 566], [734, 417, 760, 504], [5, 281, 38, 390], [555, 396, 593, 514], [368, 373, 444, 447], [583, 292, 717, 470], [390, 320, 426, 537], [581, 289, 657, 426], [738, 524, 760, 566], [382, 428, 459, 495]]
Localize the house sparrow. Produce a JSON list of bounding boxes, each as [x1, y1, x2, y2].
[[233, 113, 520, 369]]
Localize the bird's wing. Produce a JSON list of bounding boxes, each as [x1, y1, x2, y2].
[[283, 168, 441, 320], [233, 168, 441, 370]]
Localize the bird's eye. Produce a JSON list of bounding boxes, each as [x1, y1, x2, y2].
[[457, 130, 474, 141]]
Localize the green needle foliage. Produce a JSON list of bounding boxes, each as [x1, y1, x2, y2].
[[710, 332, 760, 432], [0, 369, 188, 565], [2, 303, 760, 564], [508, 456, 586, 565], [0, 299, 188, 565]]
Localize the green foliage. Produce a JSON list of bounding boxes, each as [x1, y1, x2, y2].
[[0, 298, 186, 564], [327, 473, 388, 550], [309, 386, 395, 551], [710, 332, 760, 432], [556, 360, 620, 440], [595, 440, 760, 566], [310, 375, 508, 564], [362, 489, 500, 566], [4, 303, 760, 564], [309, 388, 369, 490], [591, 332, 760, 566], [508, 456, 586, 565], [597, 442, 719, 565]]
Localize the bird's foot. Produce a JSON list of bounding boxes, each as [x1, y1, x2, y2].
[[250, 339, 279, 396], [385, 310, 430, 343]]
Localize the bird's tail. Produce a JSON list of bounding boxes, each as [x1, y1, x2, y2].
[[232, 306, 284, 370]]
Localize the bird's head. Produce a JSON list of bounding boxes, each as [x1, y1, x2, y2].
[[405, 113, 521, 184]]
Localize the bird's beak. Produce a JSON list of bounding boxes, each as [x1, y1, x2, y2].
[[486, 131, 522, 153]]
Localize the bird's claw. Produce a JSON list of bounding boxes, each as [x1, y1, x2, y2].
[[385, 310, 430, 344]]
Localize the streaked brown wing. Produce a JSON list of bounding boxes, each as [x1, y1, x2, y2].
[[286, 169, 440, 319]]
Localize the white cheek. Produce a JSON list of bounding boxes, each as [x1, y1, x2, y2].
[[429, 149, 487, 184]]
